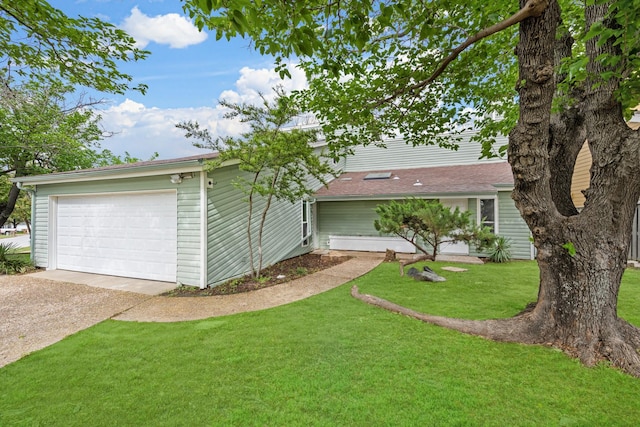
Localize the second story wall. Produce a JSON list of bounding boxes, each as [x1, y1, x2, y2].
[[344, 131, 507, 172]]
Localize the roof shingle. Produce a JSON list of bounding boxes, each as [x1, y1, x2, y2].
[[315, 162, 513, 199]]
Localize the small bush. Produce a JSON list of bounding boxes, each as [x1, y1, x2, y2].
[[488, 236, 512, 263], [0, 243, 31, 274]]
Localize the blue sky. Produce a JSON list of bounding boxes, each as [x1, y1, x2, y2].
[[50, 0, 308, 160]]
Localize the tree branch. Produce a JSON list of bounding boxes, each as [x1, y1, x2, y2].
[[373, 0, 550, 107]]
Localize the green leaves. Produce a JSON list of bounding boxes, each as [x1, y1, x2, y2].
[[182, 0, 522, 151], [0, 79, 110, 176], [375, 198, 496, 257], [562, 242, 577, 257], [178, 86, 336, 278], [182, 0, 640, 151], [0, 1, 149, 94]]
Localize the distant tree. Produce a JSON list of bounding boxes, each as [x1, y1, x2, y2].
[[375, 199, 495, 259], [95, 150, 160, 168], [9, 193, 30, 232], [0, 176, 27, 229], [0, 1, 149, 228], [0, 80, 145, 227], [178, 88, 335, 278]]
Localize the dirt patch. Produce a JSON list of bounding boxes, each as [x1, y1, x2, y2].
[[164, 253, 351, 297]]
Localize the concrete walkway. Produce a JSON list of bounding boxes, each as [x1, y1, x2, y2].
[[113, 257, 382, 322]]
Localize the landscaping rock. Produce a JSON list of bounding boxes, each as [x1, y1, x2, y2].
[[441, 266, 468, 272], [407, 266, 446, 282]]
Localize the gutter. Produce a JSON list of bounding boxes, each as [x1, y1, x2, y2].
[[10, 155, 221, 186], [313, 191, 500, 202], [13, 163, 206, 186]]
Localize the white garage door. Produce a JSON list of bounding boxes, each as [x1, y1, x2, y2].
[[55, 192, 178, 282]]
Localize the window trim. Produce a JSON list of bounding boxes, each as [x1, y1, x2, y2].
[[301, 200, 311, 247], [477, 197, 498, 234]]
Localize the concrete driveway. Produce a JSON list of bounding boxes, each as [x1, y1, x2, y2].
[[0, 274, 152, 368], [28, 270, 178, 295]]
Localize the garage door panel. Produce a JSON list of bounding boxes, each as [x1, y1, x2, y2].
[[56, 192, 177, 282]]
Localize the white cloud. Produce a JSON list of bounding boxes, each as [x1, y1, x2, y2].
[[218, 65, 308, 105], [120, 6, 207, 49], [98, 65, 309, 160]]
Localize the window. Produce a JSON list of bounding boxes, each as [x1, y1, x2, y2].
[[479, 198, 496, 233], [363, 172, 392, 180], [302, 200, 311, 247]]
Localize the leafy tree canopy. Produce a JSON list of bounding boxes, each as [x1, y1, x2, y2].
[[184, 0, 639, 155], [1, 80, 108, 177], [0, 80, 153, 226], [0, 0, 148, 94]]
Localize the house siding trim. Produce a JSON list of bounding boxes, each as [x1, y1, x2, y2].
[[476, 196, 499, 234], [199, 172, 208, 289], [15, 164, 205, 186], [47, 196, 58, 270]]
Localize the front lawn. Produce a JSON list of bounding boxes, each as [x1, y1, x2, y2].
[[2, 261, 640, 426]]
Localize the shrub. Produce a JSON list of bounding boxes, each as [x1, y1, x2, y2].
[[488, 236, 512, 263], [0, 243, 31, 274]]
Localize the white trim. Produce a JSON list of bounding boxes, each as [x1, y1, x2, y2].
[[301, 200, 311, 247], [530, 237, 536, 260], [45, 188, 178, 199], [477, 197, 499, 234], [199, 172, 208, 289], [312, 200, 319, 249], [16, 165, 204, 186], [47, 196, 58, 270], [49, 190, 178, 279]]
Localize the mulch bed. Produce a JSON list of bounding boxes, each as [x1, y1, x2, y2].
[[164, 253, 351, 297]]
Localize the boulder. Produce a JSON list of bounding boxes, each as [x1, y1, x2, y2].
[[407, 266, 446, 282]]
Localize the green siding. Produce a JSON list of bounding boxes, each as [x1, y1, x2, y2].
[[318, 194, 532, 259], [31, 174, 203, 285], [345, 131, 507, 172], [497, 191, 532, 259], [317, 200, 384, 249], [468, 193, 532, 260], [32, 193, 49, 268], [206, 166, 311, 286], [175, 175, 202, 285]]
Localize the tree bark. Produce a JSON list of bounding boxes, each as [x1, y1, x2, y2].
[[353, 1, 640, 376], [0, 183, 21, 229]]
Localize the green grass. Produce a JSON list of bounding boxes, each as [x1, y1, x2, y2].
[[2, 261, 640, 426]]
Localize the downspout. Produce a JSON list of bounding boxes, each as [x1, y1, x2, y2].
[[199, 171, 208, 289], [15, 181, 35, 262]]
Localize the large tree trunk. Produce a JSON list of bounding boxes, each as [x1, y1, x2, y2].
[[353, 0, 640, 376], [0, 182, 21, 228], [511, 0, 640, 373]]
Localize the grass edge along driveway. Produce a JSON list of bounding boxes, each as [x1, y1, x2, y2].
[[2, 261, 640, 426]]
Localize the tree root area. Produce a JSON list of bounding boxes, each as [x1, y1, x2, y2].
[[351, 285, 640, 378]]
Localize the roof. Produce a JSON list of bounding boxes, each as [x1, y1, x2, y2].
[[13, 152, 220, 185], [314, 162, 513, 200]]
